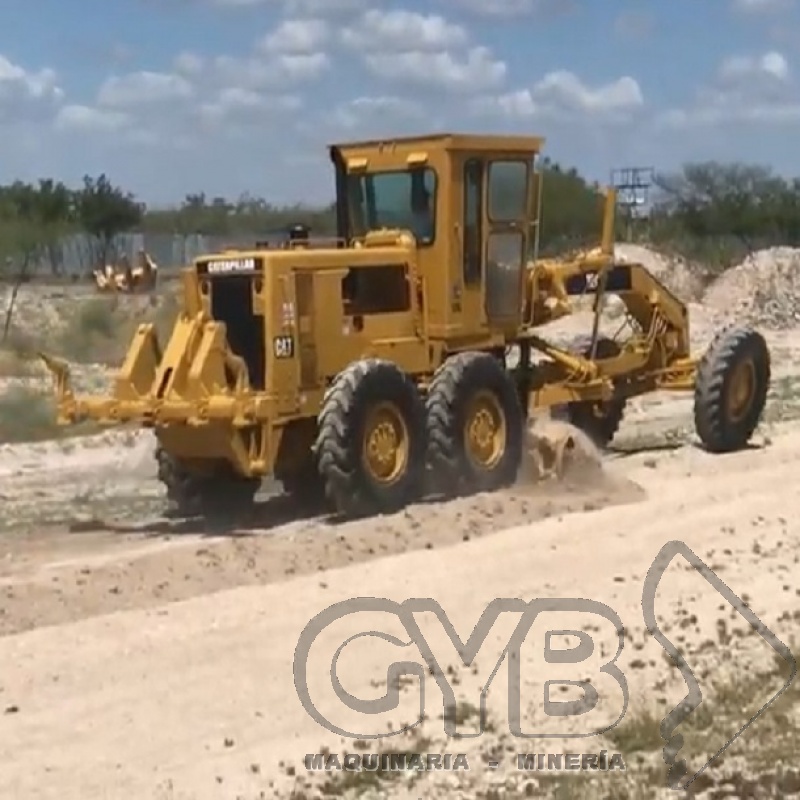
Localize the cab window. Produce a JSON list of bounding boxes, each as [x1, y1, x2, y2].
[[463, 158, 482, 285], [346, 168, 437, 245], [488, 160, 528, 221]]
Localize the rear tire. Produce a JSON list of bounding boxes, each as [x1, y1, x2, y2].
[[563, 337, 626, 448], [156, 446, 260, 520], [314, 359, 427, 518], [694, 326, 770, 452], [426, 351, 524, 498]]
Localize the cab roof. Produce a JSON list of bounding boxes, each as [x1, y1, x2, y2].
[[329, 132, 545, 155]]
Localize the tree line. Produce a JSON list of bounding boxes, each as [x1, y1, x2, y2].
[[1, 159, 798, 282]]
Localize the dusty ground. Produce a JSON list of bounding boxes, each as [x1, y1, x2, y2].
[[1, 245, 799, 799]]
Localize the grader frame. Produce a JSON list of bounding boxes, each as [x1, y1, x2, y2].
[[40, 132, 771, 519]]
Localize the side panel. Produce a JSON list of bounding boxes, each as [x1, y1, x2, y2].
[[267, 269, 302, 415], [294, 264, 431, 382], [297, 270, 345, 382], [295, 272, 318, 390]]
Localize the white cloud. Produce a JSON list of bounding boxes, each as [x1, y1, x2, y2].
[[340, 10, 504, 92], [718, 51, 789, 81], [273, 52, 329, 79], [474, 71, 643, 120], [55, 104, 127, 132], [659, 50, 798, 128], [261, 19, 329, 54], [198, 89, 303, 127], [732, 0, 793, 13], [0, 54, 63, 123], [341, 9, 467, 51], [439, 0, 577, 17], [202, 0, 365, 11], [366, 47, 506, 91], [97, 71, 194, 108], [53, 23, 328, 148], [332, 95, 424, 129], [285, 0, 364, 9], [209, 54, 316, 89]]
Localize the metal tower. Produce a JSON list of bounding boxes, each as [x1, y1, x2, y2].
[[610, 166, 654, 241]]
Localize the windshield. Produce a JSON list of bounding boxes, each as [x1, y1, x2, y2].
[[346, 168, 437, 244]]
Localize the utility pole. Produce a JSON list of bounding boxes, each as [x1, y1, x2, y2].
[[610, 167, 654, 242]]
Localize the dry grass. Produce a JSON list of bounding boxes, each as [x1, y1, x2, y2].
[[58, 290, 179, 365], [277, 644, 799, 800], [1, 285, 181, 366], [0, 387, 102, 443], [0, 328, 42, 377], [0, 347, 34, 378], [600, 642, 800, 796], [316, 730, 434, 796], [0, 286, 181, 443]]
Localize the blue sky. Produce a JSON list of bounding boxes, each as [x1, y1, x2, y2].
[[1, 0, 798, 206]]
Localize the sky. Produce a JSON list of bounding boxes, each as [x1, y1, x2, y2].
[[0, 0, 798, 206]]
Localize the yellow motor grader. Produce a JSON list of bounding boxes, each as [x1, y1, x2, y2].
[[40, 133, 770, 519]]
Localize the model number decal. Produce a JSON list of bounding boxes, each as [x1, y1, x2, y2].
[[564, 265, 632, 296], [207, 258, 256, 273], [273, 335, 294, 358]]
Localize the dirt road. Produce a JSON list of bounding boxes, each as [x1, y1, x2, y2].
[[1, 267, 800, 798], [0, 388, 798, 798]]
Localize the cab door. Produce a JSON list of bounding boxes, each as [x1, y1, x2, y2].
[[457, 157, 485, 329], [483, 158, 531, 328]]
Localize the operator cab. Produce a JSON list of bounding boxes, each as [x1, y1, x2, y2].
[[329, 133, 544, 332]]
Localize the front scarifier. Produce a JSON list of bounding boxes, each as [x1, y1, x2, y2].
[[693, 325, 771, 452], [38, 275, 271, 521]]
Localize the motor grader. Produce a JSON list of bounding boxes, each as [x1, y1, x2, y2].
[[40, 133, 771, 519]]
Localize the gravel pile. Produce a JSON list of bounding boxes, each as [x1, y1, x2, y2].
[[614, 243, 705, 302], [704, 246, 800, 329]]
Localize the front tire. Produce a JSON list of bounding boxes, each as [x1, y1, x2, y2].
[[314, 359, 427, 518], [426, 351, 524, 498], [694, 326, 770, 452]]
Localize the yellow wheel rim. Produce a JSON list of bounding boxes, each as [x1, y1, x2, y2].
[[464, 390, 506, 469], [727, 358, 756, 423], [362, 401, 409, 484]]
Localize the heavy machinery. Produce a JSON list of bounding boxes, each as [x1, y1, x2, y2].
[[40, 133, 771, 519], [93, 250, 158, 293]]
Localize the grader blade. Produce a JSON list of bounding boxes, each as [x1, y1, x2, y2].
[[522, 415, 602, 483]]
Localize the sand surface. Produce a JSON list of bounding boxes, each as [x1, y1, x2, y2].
[[1, 247, 800, 799]]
